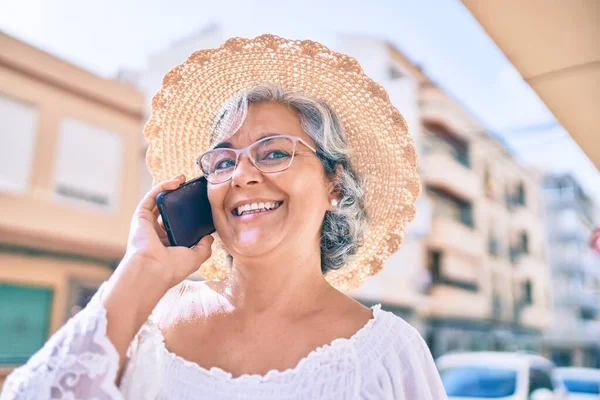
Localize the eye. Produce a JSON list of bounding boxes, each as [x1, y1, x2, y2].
[[215, 159, 235, 170], [264, 150, 290, 160]]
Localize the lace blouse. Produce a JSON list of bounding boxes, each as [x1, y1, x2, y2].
[[1, 282, 448, 400]]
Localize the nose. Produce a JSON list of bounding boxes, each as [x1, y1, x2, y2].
[[231, 153, 263, 187]]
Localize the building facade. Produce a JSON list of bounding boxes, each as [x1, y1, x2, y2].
[[353, 51, 552, 358], [542, 174, 600, 368], [0, 33, 145, 385]]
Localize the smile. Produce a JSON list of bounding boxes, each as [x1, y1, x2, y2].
[[233, 201, 283, 217]]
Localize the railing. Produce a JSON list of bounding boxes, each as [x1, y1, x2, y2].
[[421, 130, 471, 168], [430, 272, 479, 293]]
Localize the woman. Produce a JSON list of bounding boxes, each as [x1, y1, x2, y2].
[[2, 35, 447, 399]]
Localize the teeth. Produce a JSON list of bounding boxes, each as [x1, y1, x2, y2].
[[236, 201, 280, 216]]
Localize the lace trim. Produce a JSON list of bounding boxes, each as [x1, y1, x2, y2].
[[2, 282, 123, 400], [147, 304, 383, 384]]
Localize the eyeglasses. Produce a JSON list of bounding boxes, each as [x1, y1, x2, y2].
[[197, 134, 318, 184]]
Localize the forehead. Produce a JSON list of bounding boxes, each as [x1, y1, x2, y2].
[[225, 102, 312, 148]]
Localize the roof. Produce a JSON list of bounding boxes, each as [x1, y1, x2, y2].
[[555, 367, 600, 380]]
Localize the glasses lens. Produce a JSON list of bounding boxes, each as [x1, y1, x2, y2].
[[251, 136, 295, 173], [200, 149, 236, 183]]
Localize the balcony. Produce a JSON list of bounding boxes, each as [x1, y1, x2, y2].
[[510, 248, 539, 267], [428, 217, 485, 257], [559, 290, 600, 313], [420, 149, 481, 201], [419, 88, 474, 135], [423, 285, 490, 320]]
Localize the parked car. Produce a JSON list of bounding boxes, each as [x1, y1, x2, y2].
[[436, 352, 567, 399], [554, 367, 600, 399]]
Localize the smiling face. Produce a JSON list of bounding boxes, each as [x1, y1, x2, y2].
[[207, 101, 334, 262]]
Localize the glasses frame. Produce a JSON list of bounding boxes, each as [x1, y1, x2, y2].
[[196, 134, 318, 184]]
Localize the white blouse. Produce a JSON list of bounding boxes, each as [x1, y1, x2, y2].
[[2, 282, 448, 400]]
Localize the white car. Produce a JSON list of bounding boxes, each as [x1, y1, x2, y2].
[[436, 352, 567, 400], [554, 367, 600, 399]]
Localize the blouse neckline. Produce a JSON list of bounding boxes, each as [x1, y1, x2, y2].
[[150, 304, 384, 384]]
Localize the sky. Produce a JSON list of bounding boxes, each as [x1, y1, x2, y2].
[[1, 0, 599, 203]]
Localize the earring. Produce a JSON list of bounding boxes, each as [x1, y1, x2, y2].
[[330, 199, 339, 207]]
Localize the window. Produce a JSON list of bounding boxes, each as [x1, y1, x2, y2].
[[0, 93, 39, 193], [551, 350, 572, 367], [429, 250, 442, 283], [427, 249, 478, 292], [441, 366, 517, 397], [516, 183, 526, 206], [388, 65, 404, 81], [528, 367, 554, 393], [428, 186, 474, 228], [53, 118, 124, 211], [524, 281, 533, 305], [492, 293, 502, 319], [520, 232, 529, 254], [488, 235, 501, 257], [423, 123, 470, 168], [0, 283, 53, 365], [506, 182, 526, 209]]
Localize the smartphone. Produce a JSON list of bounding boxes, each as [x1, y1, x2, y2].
[[156, 176, 215, 247]]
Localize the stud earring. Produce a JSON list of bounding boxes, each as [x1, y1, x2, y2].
[[330, 199, 339, 207]]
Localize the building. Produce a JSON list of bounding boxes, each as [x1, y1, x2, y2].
[[542, 174, 600, 368], [353, 52, 552, 358], [0, 33, 145, 385]]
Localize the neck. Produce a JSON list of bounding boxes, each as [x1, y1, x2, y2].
[[224, 244, 332, 316]]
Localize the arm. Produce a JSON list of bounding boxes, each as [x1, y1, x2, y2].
[[1, 176, 213, 399]]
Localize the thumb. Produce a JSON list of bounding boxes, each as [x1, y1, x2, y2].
[[192, 235, 214, 262]]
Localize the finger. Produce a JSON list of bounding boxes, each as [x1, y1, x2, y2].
[[157, 215, 166, 231], [152, 206, 160, 219], [158, 232, 170, 247], [192, 235, 214, 260], [138, 175, 185, 213]]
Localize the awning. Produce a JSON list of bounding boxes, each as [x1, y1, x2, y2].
[[461, 0, 600, 170]]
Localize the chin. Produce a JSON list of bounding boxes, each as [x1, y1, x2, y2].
[[227, 230, 281, 258]]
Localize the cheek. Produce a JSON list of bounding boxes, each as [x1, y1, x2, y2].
[[207, 185, 227, 217], [283, 173, 329, 214]]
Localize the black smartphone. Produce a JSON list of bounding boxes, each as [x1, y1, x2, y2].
[[156, 176, 215, 247]]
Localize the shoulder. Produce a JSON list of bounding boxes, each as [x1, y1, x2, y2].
[[356, 308, 448, 399], [150, 279, 221, 327], [355, 306, 424, 359]]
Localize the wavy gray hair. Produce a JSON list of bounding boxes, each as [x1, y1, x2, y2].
[[210, 84, 368, 274]]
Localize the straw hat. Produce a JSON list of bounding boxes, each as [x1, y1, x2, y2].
[[144, 34, 420, 291]]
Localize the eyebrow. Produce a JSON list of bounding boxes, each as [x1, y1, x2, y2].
[[213, 133, 283, 149]]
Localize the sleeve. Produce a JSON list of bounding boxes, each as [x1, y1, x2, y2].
[[394, 332, 448, 400], [360, 318, 448, 400], [0, 282, 124, 400]]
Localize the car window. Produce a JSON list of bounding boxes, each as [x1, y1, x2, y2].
[[440, 366, 517, 398], [562, 378, 600, 394], [528, 367, 554, 393]]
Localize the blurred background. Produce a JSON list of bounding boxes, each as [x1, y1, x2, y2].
[[0, 0, 599, 393]]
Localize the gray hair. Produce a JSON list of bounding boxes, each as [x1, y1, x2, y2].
[[210, 84, 368, 274]]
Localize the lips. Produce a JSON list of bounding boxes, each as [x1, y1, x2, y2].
[[232, 201, 283, 217]]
